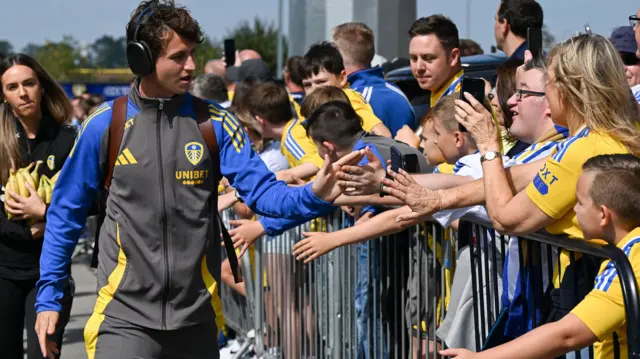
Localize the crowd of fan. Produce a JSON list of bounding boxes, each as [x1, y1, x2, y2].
[[201, 1, 640, 358], [1, 0, 640, 358]]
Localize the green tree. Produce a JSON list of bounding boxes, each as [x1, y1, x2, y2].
[[22, 43, 42, 57], [29, 36, 89, 81], [0, 40, 13, 56], [194, 36, 222, 76], [542, 25, 556, 48], [90, 35, 127, 68], [226, 18, 287, 75]]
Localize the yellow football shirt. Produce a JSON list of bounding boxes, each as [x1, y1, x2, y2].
[[343, 88, 383, 133], [526, 127, 629, 239], [571, 227, 640, 359], [280, 118, 324, 169], [434, 163, 455, 174], [429, 70, 464, 107], [289, 95, 303, 119]]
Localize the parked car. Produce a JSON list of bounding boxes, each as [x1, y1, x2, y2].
[[385, 53, 507, 124]]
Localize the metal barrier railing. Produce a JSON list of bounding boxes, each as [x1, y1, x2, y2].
[[461, 216, 640, 359], [219, 210, 640, 359]]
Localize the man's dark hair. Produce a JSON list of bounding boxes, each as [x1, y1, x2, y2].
[[408, 15, 460, 52], [245, 82, 292, 125], [523, 53, 546, 71], [583, 154, 640, 226], [305, 101, 363, 148], [302, 42, 345, 78], [126, 0, 204, 62], [285, 56, 305, 87], [231, 78, 259, 110], [79, 98, 97, 117], [91, 94, 105, 105], [497, 0, 544, 39], [191, 74, 229, 103], [459, 39, 484, 57]]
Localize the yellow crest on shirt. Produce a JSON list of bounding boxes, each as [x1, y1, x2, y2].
[[185, 142, 203, 166], [47, 155, 55, 170]]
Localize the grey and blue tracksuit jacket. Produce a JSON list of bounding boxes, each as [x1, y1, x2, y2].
[[35, 86, 334, 331]]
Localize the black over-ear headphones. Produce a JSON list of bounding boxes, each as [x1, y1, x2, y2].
[[126, 5, 156, 77]]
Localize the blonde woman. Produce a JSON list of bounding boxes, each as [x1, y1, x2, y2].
[[384, 34, 640, 239], [378, 33, 640, 357], [0, 54, 76, 359]]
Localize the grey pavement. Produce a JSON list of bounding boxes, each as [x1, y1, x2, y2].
[[61, 262, 97, 359]]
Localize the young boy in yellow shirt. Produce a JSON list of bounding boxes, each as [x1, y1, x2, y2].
[[441, 153, 640, 359], [301, 41, 392, 138]]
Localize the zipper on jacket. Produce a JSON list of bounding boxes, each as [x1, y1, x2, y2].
[[156, 101, 170, 329]]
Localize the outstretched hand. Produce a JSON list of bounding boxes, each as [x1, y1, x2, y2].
[[439, 348, 477, 358], [276, 170, 306, 185], [312, 150, 364, 202], [381, 167, 442, 223], [293, 231, 340, 263], [337, 146, 386, 196], [228, 219, 265, 258]]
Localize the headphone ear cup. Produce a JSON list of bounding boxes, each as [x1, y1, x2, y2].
[[127, 40, 155, 77], [139, 40, 155, 74]]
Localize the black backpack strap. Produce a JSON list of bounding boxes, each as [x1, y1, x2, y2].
[[193, 96, 242, 284], [91, 96, 128, 268]]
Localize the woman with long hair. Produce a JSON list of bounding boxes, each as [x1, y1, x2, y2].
[[494, 59, 529, 157], [380, 34, 640, 359], [385, 34, 640, 238], [0, 53, 76, 358]]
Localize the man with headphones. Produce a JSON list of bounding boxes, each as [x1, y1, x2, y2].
[[33, 1, 359, 358]]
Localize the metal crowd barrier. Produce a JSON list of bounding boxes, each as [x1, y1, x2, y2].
[[460, 216, 639, 359], [218, 210, 640, 359]]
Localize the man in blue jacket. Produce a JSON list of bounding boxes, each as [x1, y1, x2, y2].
[[333, 22, 416, 136], [34, 2, 358, 359]]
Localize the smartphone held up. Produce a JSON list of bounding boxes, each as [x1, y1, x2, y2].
[[223, 39, 236, 68], [459, 77, 486, 132]]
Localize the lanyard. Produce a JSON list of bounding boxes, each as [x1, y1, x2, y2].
[[433, 74, 465, 105], [441, 75, 464, 98]]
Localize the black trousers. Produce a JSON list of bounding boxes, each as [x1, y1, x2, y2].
[[0, 275, 74, 359]]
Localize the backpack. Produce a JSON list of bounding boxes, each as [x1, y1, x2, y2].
[[90, 96, 241, 283]]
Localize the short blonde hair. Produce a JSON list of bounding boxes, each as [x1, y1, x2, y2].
[[431, 94, 492, 133], [420, 111, 436, 127], [332, 22, 375, 67], [548, 34, 640, 155], [430, 95, 459, 132]]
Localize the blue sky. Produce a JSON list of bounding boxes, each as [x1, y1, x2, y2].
[[1, 0, 638, 54]]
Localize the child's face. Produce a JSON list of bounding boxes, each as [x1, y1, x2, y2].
[[574, 171, 605, 241], [420, 121, 446, 166], [432, 117, 461, 165], [302, 68, 346, 94]]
